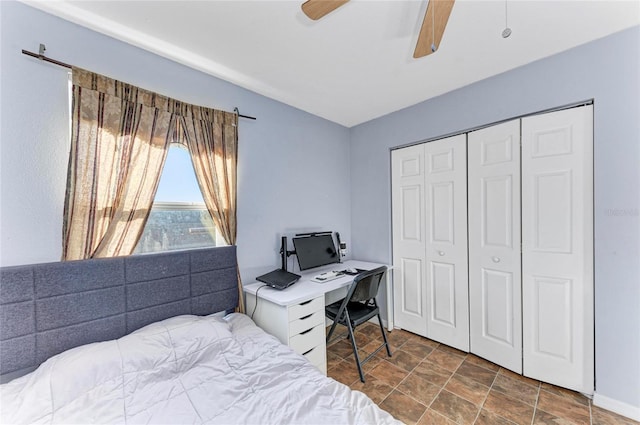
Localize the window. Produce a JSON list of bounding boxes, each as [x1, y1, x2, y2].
[[134, 144, 223, 254]]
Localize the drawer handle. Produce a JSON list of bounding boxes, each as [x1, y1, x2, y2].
[[302, 348, 314, 356], [299, 300, 313, 306], [300, 313, 313, 320], [299, 327, 314, 335]]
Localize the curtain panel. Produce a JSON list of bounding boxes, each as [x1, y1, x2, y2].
[[63, 67, 243, 312], [63, 68, 173, 260], [178, 111, 244, 312]]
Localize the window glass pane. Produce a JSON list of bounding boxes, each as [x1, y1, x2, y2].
[[134, 204, 216, 254], [134, 144, 220, 254], [154, 144, 204, 203]]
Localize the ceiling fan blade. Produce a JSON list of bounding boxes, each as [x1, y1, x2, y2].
[[301, 0, 349, 20], [414, 0, 455, 58]]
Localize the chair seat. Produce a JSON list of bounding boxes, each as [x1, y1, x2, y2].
[[325, 300, 379, 327], [324, 266, 392, 383]]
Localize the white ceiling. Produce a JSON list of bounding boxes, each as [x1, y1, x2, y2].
[[25, 0, 640, 127]]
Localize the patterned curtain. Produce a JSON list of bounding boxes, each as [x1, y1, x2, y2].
[[63, 67, 173, 260], [63, 67, 244, 311], [177, 110, 243, 313]]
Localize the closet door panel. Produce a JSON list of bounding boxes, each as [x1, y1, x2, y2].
[[392, 145, 428, 336], [468, 120, 522, 373], [522, 106, 594, 394], [482, 269, 515, 346], [424, 135, 469, 351]]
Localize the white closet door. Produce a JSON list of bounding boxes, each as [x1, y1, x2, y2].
[[392, 145, 427, 336], [468, 120, 522, 373], [521, 106, 594, 394], [424, 135, 469, 351]]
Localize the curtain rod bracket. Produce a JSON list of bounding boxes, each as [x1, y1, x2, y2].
[[38, 43, 46, 58], [234, 107, 257, 121]]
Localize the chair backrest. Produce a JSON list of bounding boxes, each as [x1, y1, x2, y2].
[[347, 266, 387, 303]]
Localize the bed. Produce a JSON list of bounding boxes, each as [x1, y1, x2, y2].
[[0, 247, 400, 424]]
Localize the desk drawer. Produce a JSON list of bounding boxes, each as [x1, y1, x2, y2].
[[289, 323, 324, 355], [302, 345, 326, 372], [289, 310, 324, 336], [288, 296, 323, 322]]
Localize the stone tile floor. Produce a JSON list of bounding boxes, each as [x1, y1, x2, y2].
[[326, 323, 638, 425]]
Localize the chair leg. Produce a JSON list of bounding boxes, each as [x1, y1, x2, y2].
[[326, 317, 340, 344], [345, 314, 366, 383], [377, 313, 392, 357]]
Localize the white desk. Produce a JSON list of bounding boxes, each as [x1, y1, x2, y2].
[[243, 260, 393, 375]]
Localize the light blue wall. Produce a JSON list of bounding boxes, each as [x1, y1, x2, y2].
[[0, 2, 351, 280], [350, 26, 640, 410], [2, 0, 638, 413]]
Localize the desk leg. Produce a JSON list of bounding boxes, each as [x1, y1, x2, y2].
[[386, 271, 394, 331]]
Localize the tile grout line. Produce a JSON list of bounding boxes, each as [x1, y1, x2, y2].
[[371, 337, 425, 408], [370, 336, 507, 424], [485, 368, 543, 425], [367, 335, 444, 424], [412, 347, 466, 425], [529, 381, 541, 425], [411, 376, 449, 422], [333, 330, 610, 425], [469, 367, 500, 425], [536, 385, 596, 424]]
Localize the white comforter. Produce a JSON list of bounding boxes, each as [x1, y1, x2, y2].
[[1, 313, 401, 424]]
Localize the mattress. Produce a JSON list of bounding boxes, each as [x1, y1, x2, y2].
[[0, 313, 401, 424]]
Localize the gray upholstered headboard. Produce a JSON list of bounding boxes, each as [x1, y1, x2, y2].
[[0, 246, 238, 383]]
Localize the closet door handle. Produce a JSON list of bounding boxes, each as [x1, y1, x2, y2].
[[438, 251, 445, 256], [492, 256, 501, 263]]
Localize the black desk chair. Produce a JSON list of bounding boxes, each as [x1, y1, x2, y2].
[[325, 266, 392, 383]]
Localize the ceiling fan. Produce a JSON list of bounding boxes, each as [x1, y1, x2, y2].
[[301, 0, 455, 58]]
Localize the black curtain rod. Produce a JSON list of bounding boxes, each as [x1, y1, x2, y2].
[[22, 47, 72, 69], [21, 44, 258, 121]]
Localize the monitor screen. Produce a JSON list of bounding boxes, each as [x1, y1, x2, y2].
[[292, 234, 339, 271]]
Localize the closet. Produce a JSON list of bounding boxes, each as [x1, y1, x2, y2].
[[467, 119, 522, 373], [391, 134, 469, 351], [392, 105, 594, 394]]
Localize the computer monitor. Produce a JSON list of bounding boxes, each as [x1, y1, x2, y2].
[[292, 233, 339, 271]]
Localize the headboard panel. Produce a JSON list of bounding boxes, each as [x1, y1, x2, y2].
[[0, 246, 238, 382]]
